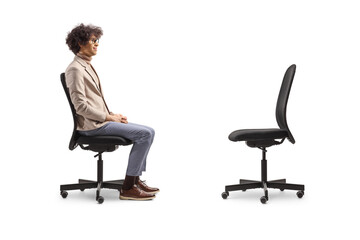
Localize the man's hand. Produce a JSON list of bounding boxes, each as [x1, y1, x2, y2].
[[118, 114, 128, 124], [106, 113, 128, 123]]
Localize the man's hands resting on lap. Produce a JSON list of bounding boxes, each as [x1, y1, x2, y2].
[[106, 112, 128, 124]]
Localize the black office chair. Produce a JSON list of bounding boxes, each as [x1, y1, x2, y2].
[[222, 64, 305, 204], [60, 73, 132, 204]]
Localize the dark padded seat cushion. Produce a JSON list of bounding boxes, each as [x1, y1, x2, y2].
[[77, 135, 133, 146], [228, 128, 288, 142]]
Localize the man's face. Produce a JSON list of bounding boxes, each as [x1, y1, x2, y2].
[[79, 35, 99, 57]]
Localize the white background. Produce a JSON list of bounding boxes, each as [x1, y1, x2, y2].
[[1, 0, 359, 239]]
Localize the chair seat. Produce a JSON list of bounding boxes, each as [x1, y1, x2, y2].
[[76, 135, 132, 152], [77, 135, 133, 146], [228, 128, 288, 142]]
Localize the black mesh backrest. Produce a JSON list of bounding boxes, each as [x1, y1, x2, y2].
[[275, 64, 296, 144], [60, 73, 80, 150]]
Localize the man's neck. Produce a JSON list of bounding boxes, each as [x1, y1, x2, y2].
[[77, 52, 92, 64]]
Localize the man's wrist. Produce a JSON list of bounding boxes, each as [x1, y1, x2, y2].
[[106, 114, 114, 121]]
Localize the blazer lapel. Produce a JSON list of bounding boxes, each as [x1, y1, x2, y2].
[[85, 67, 102, 93], [88, 65, 104, 94], [75, 56, 102, 94]]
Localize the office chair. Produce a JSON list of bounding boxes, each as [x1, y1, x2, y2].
[[60, 73, 132, 204], [222, 64, 305, 204]]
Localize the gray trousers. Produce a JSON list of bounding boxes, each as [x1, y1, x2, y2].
[[78, 122, 155, 176]]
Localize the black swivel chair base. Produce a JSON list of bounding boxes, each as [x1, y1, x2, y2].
[[60, 152, 124, 204], [222, 147, 305, 204]]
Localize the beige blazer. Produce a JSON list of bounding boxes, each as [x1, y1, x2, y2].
[[65, 56, 110, 131]]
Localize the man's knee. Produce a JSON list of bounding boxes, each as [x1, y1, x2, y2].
[[148, 127, 155, 138], [137, 128, 153, 142]]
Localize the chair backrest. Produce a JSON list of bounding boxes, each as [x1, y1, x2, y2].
[[60, 73, 79, 150], [275, 64, 296, 144]]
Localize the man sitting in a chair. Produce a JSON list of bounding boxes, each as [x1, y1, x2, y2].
[[65, 23, 159, 200]]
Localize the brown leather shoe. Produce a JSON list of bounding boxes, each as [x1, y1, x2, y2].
[[120, 185, 155, 200], [137, 180, 160, 194]]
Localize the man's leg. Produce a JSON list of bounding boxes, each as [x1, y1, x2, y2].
[[80, 122, 154, 176], [79, 122, 157, 200], [126, 122, 155, 173]]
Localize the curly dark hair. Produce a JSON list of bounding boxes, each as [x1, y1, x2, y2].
[[66, 23, 103, 54]]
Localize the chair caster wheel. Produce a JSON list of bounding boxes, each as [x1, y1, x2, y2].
[[97, 196, 104, 204], [61, 191, 68, 199], [221, 192, 229, 199], [296, 191, 304, 198], [280, 189, 284, 191], [260, 196, 268, 204], [80, 189, 85, 191]]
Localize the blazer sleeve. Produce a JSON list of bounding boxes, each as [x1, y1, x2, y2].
[[66, 67, 107, 123]]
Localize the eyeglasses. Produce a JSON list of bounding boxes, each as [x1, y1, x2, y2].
[[89, 38, 100, 44]]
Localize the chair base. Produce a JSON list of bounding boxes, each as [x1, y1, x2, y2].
[[60, 179, 124, 203], [60, 152, 124, 204], [223, 178, 304, 203], [222, 147, 305, 204]]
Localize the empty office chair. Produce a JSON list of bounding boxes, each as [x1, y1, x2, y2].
[[222, 64, 304, 204], [60, 73, 132, 204]]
